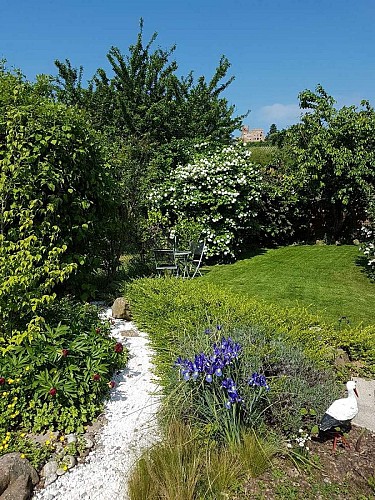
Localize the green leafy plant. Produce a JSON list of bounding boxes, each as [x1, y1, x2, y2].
[[0, 299, 128, 434]]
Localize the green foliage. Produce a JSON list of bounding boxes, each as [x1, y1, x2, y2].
[[125, 277, 375, 379], [0, 300, 128, 433], [128, 422, 277, 500], [0, 430, 52, 469], [0, 95, 119, 294], [248, 145, 279, 167], [283, 84, 375, 241], [149, 141, 263, 258]]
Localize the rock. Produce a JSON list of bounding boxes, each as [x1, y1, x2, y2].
[[41, 460, 58, 478], [82, 436, 94, 449], [66, 433, 77, 444], [120, 328, 139, 337], [65, 455, 77, 470], [44, 473, 57, 486], [27, 431, 59, 446], [353, 239, 360, 246], [56, 468, 66, 476], [111, 297, 132, 320], [0, 452, 39, 500]]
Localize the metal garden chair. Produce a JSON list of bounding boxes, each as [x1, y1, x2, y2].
[[153, 249, 179, 276], [188, 240, 206, 278]]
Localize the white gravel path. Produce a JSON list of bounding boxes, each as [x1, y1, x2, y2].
[[33, 309, 161, 500]]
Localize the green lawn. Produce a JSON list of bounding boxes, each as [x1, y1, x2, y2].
[[203, 245, 375, 327]]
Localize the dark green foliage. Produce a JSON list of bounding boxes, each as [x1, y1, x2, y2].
[[55, 20, 244, 146], [283, 84, 375, 242], [0, 299, 128, 434]]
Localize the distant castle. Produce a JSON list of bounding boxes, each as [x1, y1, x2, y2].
[[240, 126, 265, 142]]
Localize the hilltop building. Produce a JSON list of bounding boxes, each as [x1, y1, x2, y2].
[[241, 126, 265, 142]]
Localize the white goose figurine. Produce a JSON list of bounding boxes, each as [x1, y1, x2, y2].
[[319, 380, 359, 450]]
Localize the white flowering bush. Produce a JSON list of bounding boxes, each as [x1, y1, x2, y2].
[[360, 198, 375, 280], [361, 225, 375, 280], [149, 141, 263, 258]]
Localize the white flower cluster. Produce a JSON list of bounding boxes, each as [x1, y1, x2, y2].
[[360, 225, 375, 277], [149, 142, 262, 258], [287, 428, 311, 451]]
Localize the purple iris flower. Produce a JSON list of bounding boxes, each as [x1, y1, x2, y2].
[[175, 337, 242, 383], [222, 377, 243, 404], [248, 372, 269, 390]]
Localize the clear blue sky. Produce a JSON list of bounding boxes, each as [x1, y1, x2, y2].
[[1, 0, 374, 133]]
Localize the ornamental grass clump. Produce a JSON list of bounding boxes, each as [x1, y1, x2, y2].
[[175, 336, 270, 444]]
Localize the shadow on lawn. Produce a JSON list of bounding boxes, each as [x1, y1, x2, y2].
[[355, 255, 375, 282], [235, 246, 268, 261]]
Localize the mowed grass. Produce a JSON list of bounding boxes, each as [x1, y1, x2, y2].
[[203, 245, 375, 327]]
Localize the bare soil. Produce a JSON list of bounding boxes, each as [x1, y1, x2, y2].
[[241, 425, 375, 499]]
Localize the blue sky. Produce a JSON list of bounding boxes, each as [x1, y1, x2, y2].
[[1, 0, 375, 133]]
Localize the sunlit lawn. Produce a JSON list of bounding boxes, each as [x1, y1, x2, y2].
[[203, 245, 375, 327]]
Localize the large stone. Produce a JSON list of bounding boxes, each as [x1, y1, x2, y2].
[[353, 377, 375, 432], [0, 452, 39, 500], [111, 297, 132, 320], [41, 460, 58, 478]]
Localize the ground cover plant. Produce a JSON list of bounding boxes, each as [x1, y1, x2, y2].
[[126, 276, 375, 499], [204, 244, 375, 327], [125, 276, 375, 378]]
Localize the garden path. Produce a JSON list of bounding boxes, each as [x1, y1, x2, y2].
[[33, 309, 161, 500]]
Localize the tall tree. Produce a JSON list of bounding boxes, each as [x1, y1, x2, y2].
[[54, 20, 244, 145], [284, 84, 375, 241]]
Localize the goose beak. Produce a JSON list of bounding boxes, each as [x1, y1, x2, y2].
[[354, 388, 359, 398]]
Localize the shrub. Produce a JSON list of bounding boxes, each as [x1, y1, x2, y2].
[[125, 277, 375, 376], [0, 299, 128, 435], [149, 141, 263, 258], [0, 98, 119, 303]]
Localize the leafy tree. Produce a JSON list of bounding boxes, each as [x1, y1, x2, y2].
[[266, 123, 278, 137], [53, 21, 245, 255], [283, 84, 375, 241], [0, 69, 120, 345], [54, 20, 244, 145]]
